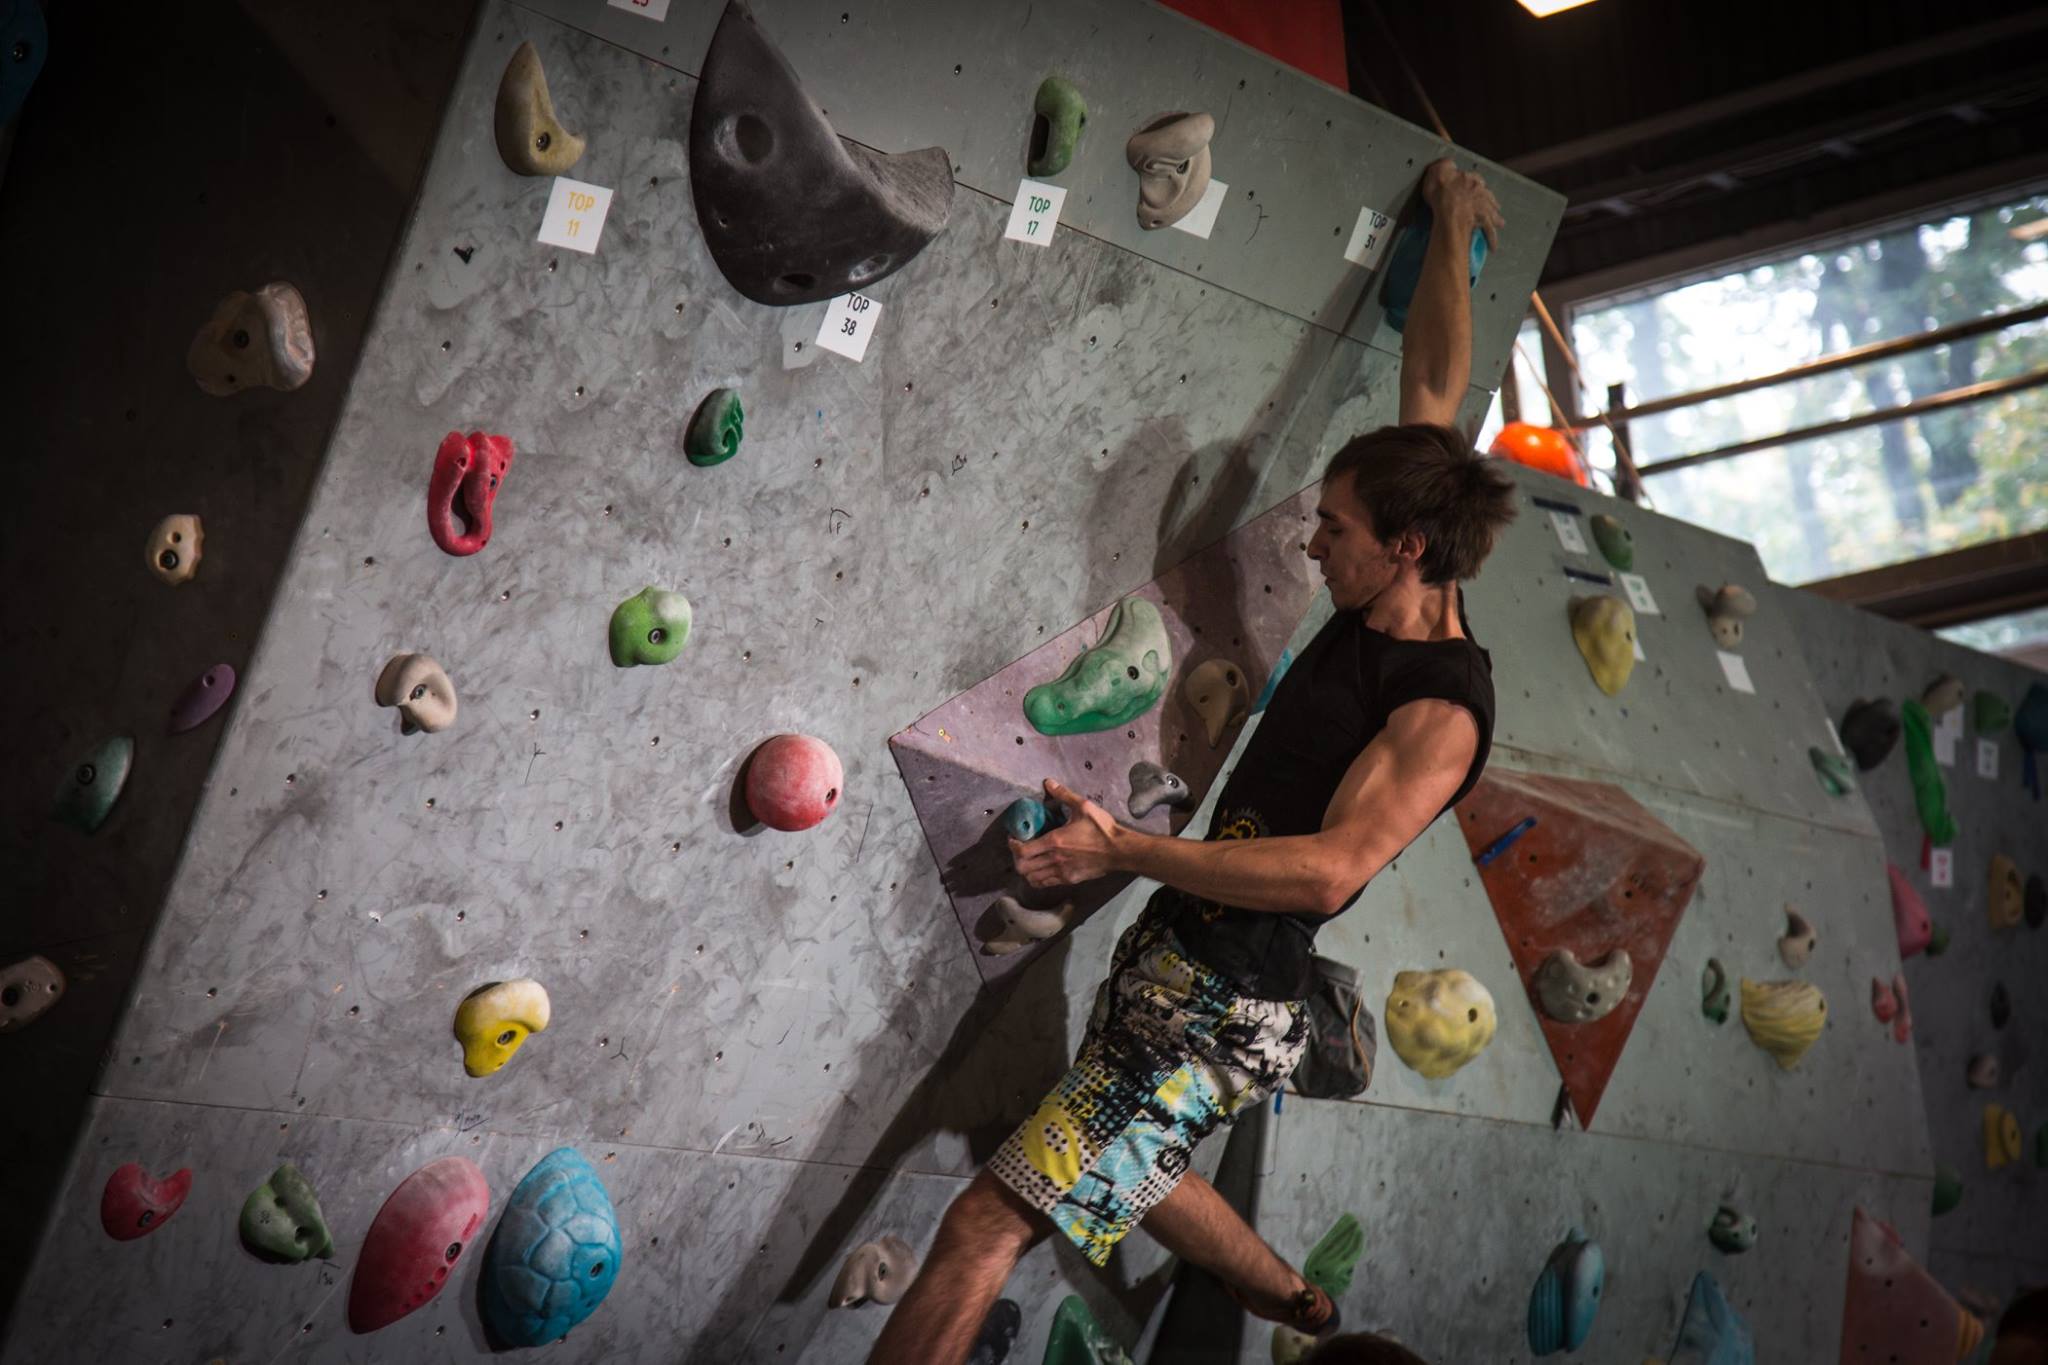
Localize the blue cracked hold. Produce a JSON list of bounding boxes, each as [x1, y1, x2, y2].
[[481, 1148, 622, 1346]]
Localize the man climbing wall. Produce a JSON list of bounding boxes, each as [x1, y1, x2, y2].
[[870, 159, 1515, 1365]]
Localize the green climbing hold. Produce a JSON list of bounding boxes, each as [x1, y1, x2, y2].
[[1927, 920, 1951, 956], [1701, 958, 1730, 1025], [1589, 514, 1633, 571], [1931, 1164, 1962, 1216], [1973, 690, 2011, 734], [1043, 1295, 1132, 1365], [1302, 1213, 1365, 1299], [239, 1163, 334, 1261], [1900, 700, 1958, 846], [52, 735, 133, 834], [608, 586, 693, 666], [1028, 76, 1087, 178], [685, 388, 744, 467], [1024, 597, 1171, 736], [1809, 747, 1855, 796]]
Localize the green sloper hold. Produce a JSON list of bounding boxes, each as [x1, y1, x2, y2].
[[53, 735, 133, 834], [1809, 747, 1855, 796], [685, 388, 743, 467], [1899, 700, 1958, 846], [1589, 514, 1633, 571], [1931, 1164, 1962, 1216], [1702, 959, 1730, 1025], [1973, 690, 2011, 734], [240, 1163, 334, 1261], [1028, 76, 1087, 178], [609, 586, 693, 666], [1303, 1213, 1365, 1299], [1024, 597, 1171, 736], [1043, 1295, 1133, 1365]]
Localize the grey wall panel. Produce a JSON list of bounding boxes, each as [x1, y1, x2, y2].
[[1776, 585, 2048, 1312], [505, 0, 1566, 382]]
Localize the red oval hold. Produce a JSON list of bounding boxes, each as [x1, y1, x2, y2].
[[427, 431, 515, 556], [745, 733, 844, 831], [348, 1156, 490, 1333], [100, 1162, 192, 1240]]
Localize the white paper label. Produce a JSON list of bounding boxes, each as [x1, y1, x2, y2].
[[1169, 178, 1228, 239], [1934, 726, 1957, 768], [608, 0, 671, 18], [1825, 717, 1846, 756], [815, 291, 882, 362], [1344, 206, 1393, 268], [1003, 179, 1068, 245], [1619, 572, 1659, 616], [1717, 651, 1755, 694], [1632, 635, 1646, 663], [1930, 846, 1954, 889], [536, 178, 614, 254], [1549, 511, 1588, 556], [1977, 738, 2000, 780]]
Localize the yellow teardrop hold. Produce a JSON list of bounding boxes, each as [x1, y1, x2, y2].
[[1739, 978, 1826, 1070]]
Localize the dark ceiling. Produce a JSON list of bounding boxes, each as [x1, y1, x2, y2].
[[1342, 0, 2048, 292]]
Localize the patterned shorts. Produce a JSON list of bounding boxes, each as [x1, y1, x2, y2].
[[988, 894, 1309, 1266]]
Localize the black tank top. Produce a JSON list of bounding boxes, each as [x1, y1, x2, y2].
[[1168, 597, 1495, 1000]]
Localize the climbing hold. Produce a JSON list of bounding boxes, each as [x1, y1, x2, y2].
[[1526, 1227, 1603, 1356], [426, 430, 515, 557], [744, 733, 843, 831], [968, 1299, 1022, 1365], [187, 282, 314, 396], [1707, 1203, 1756, 1255], [684, 388, 744, 466], [494, 41, 584, 177], [0, 955, 64, 1033], [52, 735, 132, 834], [1125, 111, 1213, 230], [1776, 907, 1816, 969], [1842, 1207, 1981, 1361], [1900, 699, 1957, 845], [100, 1163, 192, 1241], [1808, 747, 1854, 796], [1384, 205, 1490, 337], [1, 0, 48, 128], [1890, 972, 1912, 1045], [1384, 969, 1497, 1080], [1487, 421, 1585, 484], [1663, 1271, 1754, 1365], [1738, 978, 1826, 1070], [1990, 980, 2010, 1030], [481, 1148, 621, 1345], [1984, 1104, 2022, 1169], [981, 893, 1075, 956], [1988, 853, 2023, 930], [1183, 658, 1249, 747], [453, 979, 550, 1078], [1869, 977, 1897, 1024], [1840, 698, 1900, 770], [998, 797, 1064, 843], [169, 664, 237, 734], [1921, 673, 1965, 720], [2028, 874, 2046, 930], [1931, 1164, 1963, 1216], [1926, 920, 1950, 955], [1694, 583, 1756, 650], [1271, 1327, 1315, 1365], [690, 1, 952, 304], [1588, 514, 1633, 571], [1044, 1294, 1134, 1365], [1127, 761, 1191, 819], [1887, 864, 1931, 958], [348, 1156, 490, 1334], [608, 587, 693, 667], [374, 653, 457, 735], [1967, 1054, 2000, 1090], [1027, 75, 1086, 178], [1253, 648, 1291, 713], [1024, 596, 1171, 735], [1302, 1213, 1365, 1299], [238, 1163, 334, 1262], [1972, 690, 2010, 733], [1532, 948, 1632, 1025], [1701, 959, 1729, 1025], [829, 1234, 918, 1307], [145, 513, 204, 586], [1568, 595, 1636, 696]]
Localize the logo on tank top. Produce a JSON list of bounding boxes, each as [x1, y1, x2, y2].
[[1196, 809, 1268, 922]]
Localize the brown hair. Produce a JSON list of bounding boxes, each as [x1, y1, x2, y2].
[[1306, 1331, 1433, 1365], [1325, 423, 1518, 584]]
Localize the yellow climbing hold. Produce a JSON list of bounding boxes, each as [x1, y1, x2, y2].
[[1739, 978, 1826, 1070], [1384, 969, 1497, 1080], [1569, 595, 1637, 696], [453, 979, 551, 1078], [1984, 1104, 2022, 1169]]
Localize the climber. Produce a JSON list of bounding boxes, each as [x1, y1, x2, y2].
[[868, 159, 1513, 1365]]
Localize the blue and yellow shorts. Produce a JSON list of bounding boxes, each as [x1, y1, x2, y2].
[[988, 896, 1308, 1265]]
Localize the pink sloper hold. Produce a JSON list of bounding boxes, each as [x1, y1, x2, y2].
[[168, 664, 237, 734], [348, 1156, 490, 1334], [745, 734, 843, 831], [426, 431, 515, 556], [1891, 972, 1912, 1045], [1870, 977, 1897, 1024], [1889, 863, 1932, 958], [1839, 1206, 1981, 1364], [100, 1163, 192, 1240]]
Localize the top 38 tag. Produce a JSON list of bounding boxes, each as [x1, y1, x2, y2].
[[816, 292, 881, 362]]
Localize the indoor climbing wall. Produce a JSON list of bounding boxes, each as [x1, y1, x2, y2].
[[1777, 584, 2048, 1321], [2, 0, 1567, 1361]]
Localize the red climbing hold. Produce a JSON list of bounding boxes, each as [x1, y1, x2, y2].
[[347, 1156, 491, 1334], [1888, 863, 1932, 959], [100, 1162, 192, 1240], [426, 430, 515, 556], [1840, 1207, 1982, 1362], [745, 733, 844, 831]]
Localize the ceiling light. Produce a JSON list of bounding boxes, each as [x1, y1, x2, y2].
[[1519, 0, 1598, 15]]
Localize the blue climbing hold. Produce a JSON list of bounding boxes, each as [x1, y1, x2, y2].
[[481, 1148, 622, 1346], [1526, 1226, 1603, 1355], [1666, 1271, 1754, 1365], [1252, 648, 1292, 714], [1000, 797, 1066, 843], [1380, 203, 1489, 335]]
